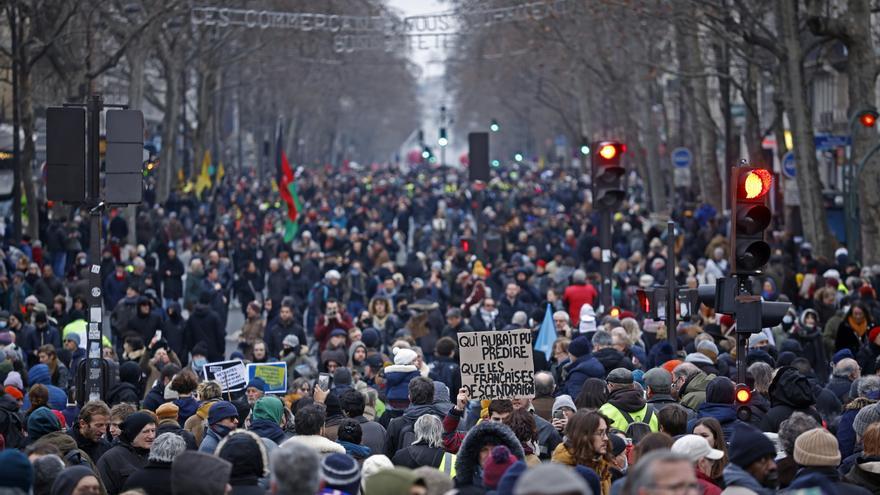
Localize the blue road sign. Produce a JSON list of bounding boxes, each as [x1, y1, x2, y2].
[[671, 147, 692, 168], [814, 134, 851, 151], [782, 151, 796, 178]]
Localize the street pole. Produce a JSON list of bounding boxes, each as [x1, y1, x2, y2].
[[600, 209, 612, 312], [85, 94, 105, 403], [666, 221, 677, 351], [9, 3, 22, 245]]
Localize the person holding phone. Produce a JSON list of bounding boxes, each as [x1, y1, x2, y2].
[[552, 395, 577, 433]]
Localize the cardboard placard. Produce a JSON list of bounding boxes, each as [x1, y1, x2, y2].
[[247, 362, 288, 394], [203, 359, 247, 392], [457, 328, 535, 400]]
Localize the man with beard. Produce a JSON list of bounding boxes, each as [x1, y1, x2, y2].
[[69, 401, 112, 463], [722, 423, 780, 494]]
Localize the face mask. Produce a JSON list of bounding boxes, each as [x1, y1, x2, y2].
[[782, 315, 793, 325], [79, 258, 87, 266], [193, 358, 207, 371], [0, 321, 7, 329], [211, 423, 233, 438]]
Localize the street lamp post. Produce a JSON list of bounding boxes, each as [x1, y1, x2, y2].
[[845, 106, 879, 263]]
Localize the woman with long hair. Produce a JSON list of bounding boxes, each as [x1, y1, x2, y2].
[[692, 417, 729, 486], [575, 378, 608, 410], [551, 410, 615, 495]]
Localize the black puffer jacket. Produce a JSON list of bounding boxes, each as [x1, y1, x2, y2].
[[96, 442, 150, 495], [392, 443, 445, 469], [216, 430, 269, 495], [593, 347, 634, 374], [760, 366, 822, 432], [122, 461, 173, 495], [454, 419, 525, 490]]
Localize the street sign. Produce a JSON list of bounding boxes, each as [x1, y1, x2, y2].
[[781, 151, 796, 178], [814, 134, 851, 151], [671, 147, 692, 168]]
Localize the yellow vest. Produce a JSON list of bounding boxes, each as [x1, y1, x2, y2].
[[598, 402, 660, 432], [439, 451, 457, 478]]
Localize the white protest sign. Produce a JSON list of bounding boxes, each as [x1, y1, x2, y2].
[[457, 328, 535, 400], [203, 359, 248, 392]]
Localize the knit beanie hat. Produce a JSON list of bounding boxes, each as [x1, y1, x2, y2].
[[794, 428, 841, 467], [252, 396, 284, 424], [748, 333, 769, 348], [495, 460, 528, 495], [5, 385, 23, 400], [3, 370, 23, 389], [321, 453, 361, 495], [728, 423, 776, 469], [156, 402, 180, 422], [483, 445, 517, 489], [706, 376, 735, 404], [121, 411, 157, 444], [364, 467, 423, 495], [360, 454, 394, 492], [392, 347, 417, 366], [246, 377, 267, 392], [0, 449, 34, 492], [551, 395, 576, 417], [208, 401, 239, 425], [854, 403, 880, 439], [568, 336, 591, 358], [361, 328, 381, 349], [27, 406, 61, 442], [696, 340, 719, 361]]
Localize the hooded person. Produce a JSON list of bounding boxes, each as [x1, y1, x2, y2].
[[384, 347, 421, 410], [27, 406, 62, 444], [248, 396, 288, 445], [23, 364, 67, 411], [685, 340, 722, 376], [453, 419, 525, 490], [216, 430, 270, 495], [171, 451, 233, 495], [560, 336, 604, 397], [122, 431, 187, 495], [598, 368, 659, 433], [50, 465, 101, 495], [760, 366, 822, 432], [106, 361, 142, 407], [687, 376, 742, 441], [198, 401, 239, 454], [96, 411, 157, 495], [348, 340, 368, 374], [722, 423, 779, 495]]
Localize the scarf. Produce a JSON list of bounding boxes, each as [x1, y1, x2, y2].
[[849, 316, 869, 338]]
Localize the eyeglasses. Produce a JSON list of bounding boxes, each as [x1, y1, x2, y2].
[[646, 482, 701, 493]]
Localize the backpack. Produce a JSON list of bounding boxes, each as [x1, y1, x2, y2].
[[397, 419, 417, 450], [0, 407, 25, 449], [618, 405, 656, 438]]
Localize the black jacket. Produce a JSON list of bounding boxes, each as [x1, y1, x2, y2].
[[593, 347, 634, 375], [142, 382, 167, 412], [106, 382, 141, 408], [122, 461, 174, 495], [96, 442, 150, 495], [184, 304, 225, 362], [429, 356, 461, 395], [160, 257, 185, 300], [69, 425, 112, 463], [127, 311, 163, 344], [392, 443, 444, 468], [846, 455, 880, 494], [385, 403, 446, 457], [265, 318, 307, 359], [761, 366, 822, 432], [454, 419, 525, 489]]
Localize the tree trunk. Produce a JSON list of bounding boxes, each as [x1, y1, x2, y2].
[[685, 26, 723, 209], [157, 61, 180, 204], [643, 78, 667, 213], [674, 17, 700, 202], [776, 0, 835, 258], [743, 56, 764, 166], [19, 65, 38, 240]]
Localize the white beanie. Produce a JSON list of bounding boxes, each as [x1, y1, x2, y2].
[[393, 347, 417, 366]]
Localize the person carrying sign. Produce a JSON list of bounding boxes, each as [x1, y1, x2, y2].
[[597, 368, 659, 434]]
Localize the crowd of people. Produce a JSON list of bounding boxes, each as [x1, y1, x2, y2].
[[0, 162, 879, 494]]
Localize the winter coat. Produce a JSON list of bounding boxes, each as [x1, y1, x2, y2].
[[384, 364, 421, 403], [161, 311, 187, 362], [722, 462, 772, 495], [314, 311, 354, 353], [534, 412, 563, 459], [68, 425, 112, 463], [239, 316, 265, 346], [454, 420, 525, 490], [160, 257, 185, 300], [760, 366, 822, 432], [392, 443, 445, 468], [127, 312, 163, 345], [264, 318, 307, 359], [858, 342, 880, 376], [198, 427, 225, 454], [789, 466, 872, 495], [122, 461, 174, 495], [598, 388, 659, 433], [280, 434, 346, 456], [174, 397, 200, 426], [428, 355, 461, 395], [838, 397, 876, 460], [142, 382, 167, 412], [825, 376, 855, 406], [96, 441, 150, 495], [385, 403, 447, 457], [0, 394, 24, 449], [551, 444, 612, 495], [183, 304, 225, 362], [593, 347, 634, 375], [248, 418, 287, 445], [680, 372, 715, 412], [355, 415, 386, 456], [562, 352, 606, 398], [23, 325, 61, 364], [23, 364, 68, 410], [687, 402, 741, 442], [846, 455, 880, 494], [155, 421, 197, 450], [106, 382, 140, 407], [746, 392, 771, 430]]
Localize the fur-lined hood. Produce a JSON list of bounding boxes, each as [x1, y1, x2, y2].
[[280, 434, 345, 455], [454, 420, 524, 487], [384, 364, 419, 374], [845, 396, 877, 411], [215, 429, 269, 478]]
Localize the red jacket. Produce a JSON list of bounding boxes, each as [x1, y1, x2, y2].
[[563, 283, 598, 324], [697, 468, 722, 495], [314, 311, 354, 353]]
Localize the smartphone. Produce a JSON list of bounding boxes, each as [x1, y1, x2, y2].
[[155, 330, 162, 340], [553, 410, 565, 420], [317, 372, 332, 391]]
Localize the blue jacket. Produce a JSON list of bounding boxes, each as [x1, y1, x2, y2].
[[837, 398, 874, 459], [561, 354, 605, 398], [249, 419, 287, 445], [173, 397, 200, 426], [384, 365, 420, 403], [23, 364, 68, 410], [688, 402, 740, 442]]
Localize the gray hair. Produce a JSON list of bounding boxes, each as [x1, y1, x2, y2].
[[748, 362, 773, 396], [834, 358, 860, 378], [150, 432, 187, 463], [672, 362, 700, 381], [32, 454, 65, 495], [512, 311, 528, 327], [271, 442, 321, 495], [778, 412, 820, 456], [572, 269, 587, 284], [621, 449, 693, 495], [413, 414, 443, 448], [534, 371, 556, 397], [858, 375, 880, 399], [592, 330, 613, 348]]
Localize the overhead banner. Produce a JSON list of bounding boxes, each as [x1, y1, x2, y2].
[[203, 359, 248, 392], [457, 328, 535, 400], [247, 362, 288, 394]]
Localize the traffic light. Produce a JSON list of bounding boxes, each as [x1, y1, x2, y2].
[[730, 166, 772, 275], [491, 159, 500, 168], [490, 119, 500, 132], [636, 287, 667, 320], [858, 109, 878, 128], [734, 297, 791, 333], [591, 141, 626, 209], [579, 139, 590, 156], [460, 236, 473, 253], [439, 128, 448, 147], [514, 152, 523, 162], [735, 383, 752, 421]]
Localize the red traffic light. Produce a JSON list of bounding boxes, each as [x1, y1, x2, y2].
[[861, 112, 878, 128], [596, 142, 625, 161], [735, 384, 751, 404], [637, 290, 650, 313], [738, 168, 772, 200], [460, 239, 470, 253]]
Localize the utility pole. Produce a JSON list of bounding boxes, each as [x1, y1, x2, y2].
[[9, 3, 21, 245], [666, 221, 677, 351]]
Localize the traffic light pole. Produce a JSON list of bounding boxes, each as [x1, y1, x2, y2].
[[85, 94, 105, 404], [599, 209, 612, 312], [666, 221, 677, 352]]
